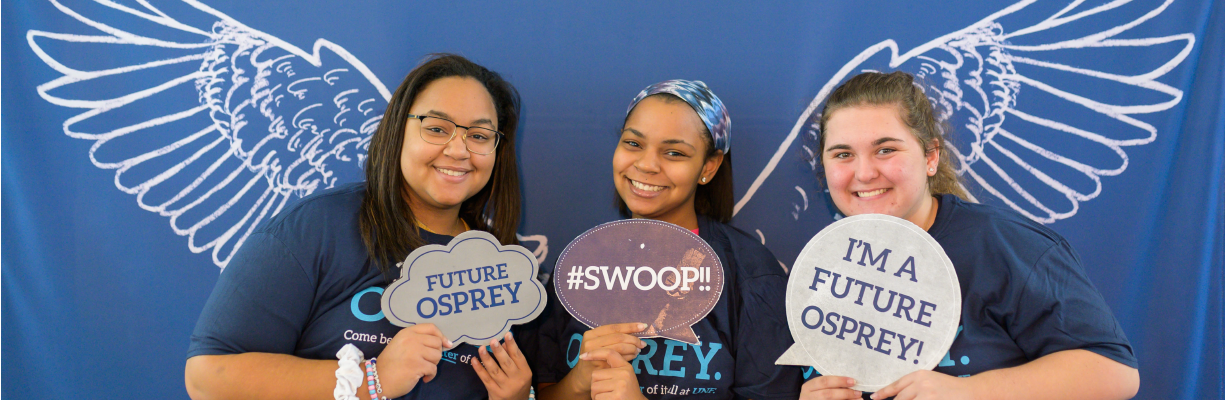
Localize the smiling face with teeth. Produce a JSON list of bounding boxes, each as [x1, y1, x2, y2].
[[613, 95, 723, 230], [822, 104, 941, 230], [399, 77, 498, 226]]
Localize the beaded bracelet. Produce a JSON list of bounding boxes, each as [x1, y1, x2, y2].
[[364, 358, 387, 400], [370, 358, 386, 398]]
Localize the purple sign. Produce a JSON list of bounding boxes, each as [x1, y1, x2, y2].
[[554, 220, 724, 344]]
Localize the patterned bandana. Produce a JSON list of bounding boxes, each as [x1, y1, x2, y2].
[[627, 79, 731, 155]]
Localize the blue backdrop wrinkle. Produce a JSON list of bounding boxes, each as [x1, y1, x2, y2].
[[2, 0, 1222, 398]]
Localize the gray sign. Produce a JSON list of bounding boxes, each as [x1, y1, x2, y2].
[[381, 230, 546, 347], [776, 214, 961, 392]]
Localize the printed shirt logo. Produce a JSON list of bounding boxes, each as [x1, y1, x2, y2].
[[351, 286, 385, 322], [566, 329, 731, 397]]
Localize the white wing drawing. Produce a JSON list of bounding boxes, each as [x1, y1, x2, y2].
[[734, 0, 1194, 261], [27, 0, 548, 269]]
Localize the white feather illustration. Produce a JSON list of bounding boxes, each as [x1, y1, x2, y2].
[[27, 0, 548, 269], [736, 0, 1194, 231]]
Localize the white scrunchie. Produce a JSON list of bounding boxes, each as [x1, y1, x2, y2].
[[334, 344, 365, 400]]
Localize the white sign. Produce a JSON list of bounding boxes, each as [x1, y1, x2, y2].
[[776, 214, 961, 392]]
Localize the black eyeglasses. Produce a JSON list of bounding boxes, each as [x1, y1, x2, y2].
[[407, 114, 503, 155]]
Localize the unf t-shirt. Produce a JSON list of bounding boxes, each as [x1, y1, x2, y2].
[[187, 182, 499, 399], [528, 216, 804, 399], [805, 194, 1137, 383]]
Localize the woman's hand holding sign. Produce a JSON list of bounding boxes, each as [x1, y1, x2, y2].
[[869, 370, 974, 400], [577, 323, 648, 399], [472, 332, 532, 400], [583, 347, 647, 400], [801, 372, 974, 400], [537, 322, 647, 399], [801, 376, 863, 400], [581, 323, 649, 369], [377, 323, 453, 398], [575, 323, 647, 392]]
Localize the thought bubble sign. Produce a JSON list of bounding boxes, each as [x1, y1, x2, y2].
[[553, 220, 723, 344], [381, 230, 546, 347], [776, 214, 961, 392]]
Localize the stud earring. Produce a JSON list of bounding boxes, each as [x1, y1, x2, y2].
[[701, 177, 708, 183]]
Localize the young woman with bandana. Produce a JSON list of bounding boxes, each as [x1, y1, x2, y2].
[[529, 80, 804, 399], [798, 71, 1138, 400], [185, 54, 535, 399]]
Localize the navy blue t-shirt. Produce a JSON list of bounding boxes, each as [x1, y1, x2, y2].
[[804, 194, 1137, 383], [528, 216, 804, 399], [187, 182, 504, 399]]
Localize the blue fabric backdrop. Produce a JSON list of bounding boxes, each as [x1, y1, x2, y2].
[[3, 0, 1222, 398]]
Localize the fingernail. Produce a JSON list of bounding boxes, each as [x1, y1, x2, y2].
[[637, 323, 647, 330], [444, 339, 454, 348], [847, 378, 856, 386], [506, 332, 514, 340], [491, 339, 501, 348], [871, 393, 879, 400], [638, 341, 646, 348], [856, 391, 863, 397], [579, 352, 589, 360]]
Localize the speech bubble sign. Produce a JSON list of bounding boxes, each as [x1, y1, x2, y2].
[[381, 230, 546, 347], [553, 220, 723, 344], [776, 214, 961, 392]]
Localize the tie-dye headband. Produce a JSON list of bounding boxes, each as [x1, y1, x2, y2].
[[627, 79, 731, 155]]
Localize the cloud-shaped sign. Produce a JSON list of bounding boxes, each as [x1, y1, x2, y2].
[[776, 214, 961, 391], [381, 230, 546, 347], [554, 220, 723, 344]]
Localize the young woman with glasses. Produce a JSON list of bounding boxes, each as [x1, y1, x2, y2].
[[185, 54, 535, 399], [531, 80, 804, 399], [798, 71, 1138, 400]]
